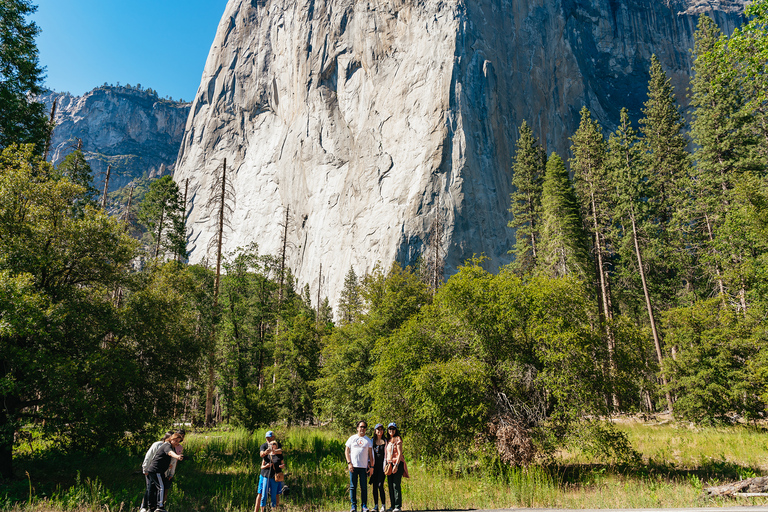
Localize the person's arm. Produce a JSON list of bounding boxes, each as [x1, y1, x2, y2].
[[165, 445, 184, 461], [367, 445, 374, 475], [345, 444, 353, 471], [393, 439, 402, 465]]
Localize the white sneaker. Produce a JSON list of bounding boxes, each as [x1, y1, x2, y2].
[[380, 507, 386, 512], [393, 508, 401, 512], [139, 509, 148, 512]]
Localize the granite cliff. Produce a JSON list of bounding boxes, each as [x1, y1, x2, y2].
[[174, 0, 745, 307], [41, 86, 190, 193]]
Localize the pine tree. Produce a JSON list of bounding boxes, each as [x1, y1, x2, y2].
[[0, 0, 49, 151], [539, 153, 591, 280], [570, 107, 618, 409], [338, 267, 362, 325], [638, 55, 690, 310], [508, 120, 545, 275], [689, 15, 758, 310], [608, 108, 672, 411], [137, 175, 186, 259]]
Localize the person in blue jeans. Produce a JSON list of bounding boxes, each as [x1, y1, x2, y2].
[[254, 431, 284, 511], [345, 421, 373, 512]]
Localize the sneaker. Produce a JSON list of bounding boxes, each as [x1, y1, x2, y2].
[[139, 509, 148, 512], [363, 508, 369, 512], [393, 508, 401, 512], [380, 507, 386, 512], [351, 508, 357, 512]]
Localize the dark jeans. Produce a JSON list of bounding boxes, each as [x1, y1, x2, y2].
[[349, 467, 368, 509], [387, 462, 404, 509], [146, 472, 166, 510], [371, 471, 386, 508]]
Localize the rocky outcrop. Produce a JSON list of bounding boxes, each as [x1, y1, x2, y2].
[[174, 0, 744, 308], [41, 87, 190, 193]]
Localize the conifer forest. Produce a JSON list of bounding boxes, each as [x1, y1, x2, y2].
[[1, 0, 768, 488]]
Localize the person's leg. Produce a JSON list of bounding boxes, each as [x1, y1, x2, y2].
[[155, 473, 167, 510], [392, 465, 404, 510], [141, 474, 152, 511], [360, 468, 368, 510], [269, 478, 280, 507], [148, 473, 162, 511], [387, 474, 395, 511], [254, 475, 264, 512], [259, 476, 269, 508], [349, 469, 358, 510], [276, 482, 283, 507], [376, 474, 386, 510]]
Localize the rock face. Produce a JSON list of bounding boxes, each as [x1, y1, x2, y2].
[[41, 87, 190, 193], [174, 0, 744, 308]]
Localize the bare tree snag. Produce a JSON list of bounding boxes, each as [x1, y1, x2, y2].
[[101, 165, 112, 209]]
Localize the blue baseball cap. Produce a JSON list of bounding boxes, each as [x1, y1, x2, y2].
[[387, 422, 397, 429], [374, 423, 384, 430], [265, 431, 275, 438]]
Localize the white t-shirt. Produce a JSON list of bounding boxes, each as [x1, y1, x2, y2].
[[346, 434, 373, 468]]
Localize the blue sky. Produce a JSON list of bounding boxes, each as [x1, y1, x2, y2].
[[34, 1, 228, 102]]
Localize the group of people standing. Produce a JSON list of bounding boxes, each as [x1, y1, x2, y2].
[[254, 430, 286, 512], [139, 430, 185, 512], [346, 421, 407, 512], [137, 423, 405, 512]]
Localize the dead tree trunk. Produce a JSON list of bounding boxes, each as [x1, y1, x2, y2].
[[705, 477, 768, 497], [629, 208, 674, 413], [205, 159, 228, 426], [101, 165, 112, 209]]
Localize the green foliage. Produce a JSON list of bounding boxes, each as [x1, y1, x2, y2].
[[0, 0, 49, 151], [337, 267, 361, 325], [538, 153, 591, 279], [137, 175, 187, 260], [508, 120, 545, 275], [315, 263, 430, 431], [662, 299, 761, 424]]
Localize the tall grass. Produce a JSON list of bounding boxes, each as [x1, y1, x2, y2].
[[4, 423, 767, 511]]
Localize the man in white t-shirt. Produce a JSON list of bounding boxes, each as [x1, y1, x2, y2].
[[345, 420, 374, 512]]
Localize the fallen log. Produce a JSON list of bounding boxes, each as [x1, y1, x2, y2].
[[705, 476, 768, 497]]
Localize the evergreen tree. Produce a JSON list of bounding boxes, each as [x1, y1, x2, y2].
[[539, 153, 591, 279], [56, 149, 99, 211], [570, 107, 617, 409], [608, 108, 672, 412], [638, 55, 690, 308], [508, 120, 545, 275], [137, 175, 186, 260], [338, 267, 361, 324], [723, 0, 768, 162], [0, 0, 49, 151], [689, 15, 762, 312]]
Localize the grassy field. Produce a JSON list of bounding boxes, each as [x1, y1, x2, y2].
[[2, 420, 767, 511]]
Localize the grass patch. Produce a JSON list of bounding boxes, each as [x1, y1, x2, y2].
[[3, 422, 768, 511]]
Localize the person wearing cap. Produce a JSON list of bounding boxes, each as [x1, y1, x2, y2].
[[370, 424, 387, 512], [345, 420, 374, 512], [254, 431, 284, 512], [385, 423, 405, 512]]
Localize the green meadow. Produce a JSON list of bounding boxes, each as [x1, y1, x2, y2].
[[3, 421, 767, 512]]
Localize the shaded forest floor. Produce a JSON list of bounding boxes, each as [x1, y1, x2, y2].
[[3, 421, 767, 511]]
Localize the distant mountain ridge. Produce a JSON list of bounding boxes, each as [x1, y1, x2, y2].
[[40, 86, 190, 194]]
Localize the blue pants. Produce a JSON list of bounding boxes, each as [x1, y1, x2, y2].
[[258, 475, 283, 507], [349, 467, 368, 510]]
